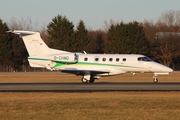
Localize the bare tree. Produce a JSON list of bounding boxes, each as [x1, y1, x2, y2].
[[40, 26, 50, 45], [157, 10, 180, 30], [151, 33, 180, 67], [88, 30, 107, 53], [103, 19, 117, 32], [7, 17, 38, 31], [142, 10, 180, 68], [141, 20, 157, 44]]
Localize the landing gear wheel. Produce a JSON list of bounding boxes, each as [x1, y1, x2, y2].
[[153, 78, 158, 83], [89, 79, 95, 83], [81, 78, 88, 83]]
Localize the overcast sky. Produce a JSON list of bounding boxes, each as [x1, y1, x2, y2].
[[0, 0, 180, 30]]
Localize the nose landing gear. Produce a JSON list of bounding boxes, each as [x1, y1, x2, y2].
[[153, 73, 158, 83], [153, 76, 158, 83]]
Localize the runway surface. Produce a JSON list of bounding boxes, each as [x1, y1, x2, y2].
[[0, 82, 180, 92]]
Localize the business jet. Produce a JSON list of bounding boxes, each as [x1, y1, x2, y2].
[[8, 30, 173, 83]]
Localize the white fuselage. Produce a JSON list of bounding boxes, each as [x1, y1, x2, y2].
[[28, 54, 173, 76]]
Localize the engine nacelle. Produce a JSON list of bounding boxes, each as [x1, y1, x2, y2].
[[49, 53, 78, 63]]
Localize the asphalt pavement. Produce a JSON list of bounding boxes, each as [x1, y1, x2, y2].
[[0, 82, 180, 92]]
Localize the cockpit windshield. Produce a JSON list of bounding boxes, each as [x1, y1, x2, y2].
[[138, 57, 153, 62]]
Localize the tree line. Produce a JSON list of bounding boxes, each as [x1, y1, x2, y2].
[[0, 10, 180, 72]]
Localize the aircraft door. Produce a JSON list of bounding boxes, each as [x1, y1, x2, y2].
[[74, 53, 78, 62]]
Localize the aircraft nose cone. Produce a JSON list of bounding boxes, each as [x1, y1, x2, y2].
[[168, 67, 173, 72], [163, 66, 173, 72], [148, 62, 173, 73]]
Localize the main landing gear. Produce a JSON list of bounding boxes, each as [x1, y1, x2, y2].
[[81, 75, 95, 83], [82, 77, 88, 83]]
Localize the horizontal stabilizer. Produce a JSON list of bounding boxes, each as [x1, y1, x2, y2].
[[7, 30, 37, 37]]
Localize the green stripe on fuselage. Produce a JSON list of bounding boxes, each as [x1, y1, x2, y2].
[[52, 61, 142, 69], [28, 58, 143, 69]]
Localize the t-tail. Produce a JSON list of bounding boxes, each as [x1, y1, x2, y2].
[[8, 30, 73, 69]]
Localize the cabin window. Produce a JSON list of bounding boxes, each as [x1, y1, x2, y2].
[[123, 58, 126, 62], [116, 58, 120, 62], [102, 58, 106, 62], [109, 58, 113, 62], [95, 58, 99, 62], [84, 57, 88, 61]]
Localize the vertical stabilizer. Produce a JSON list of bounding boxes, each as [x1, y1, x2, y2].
[[9, 30, 71, 69], [11, 30, 50, 56]]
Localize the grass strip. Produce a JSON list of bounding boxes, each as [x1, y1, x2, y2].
[[0, 92, 180, 120]]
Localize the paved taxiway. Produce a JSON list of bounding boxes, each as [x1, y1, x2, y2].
[[0, 82, 180, 92]]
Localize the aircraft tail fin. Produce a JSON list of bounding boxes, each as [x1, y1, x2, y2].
[[8, 30, 71, 69], [12, 30, 50, 56], [9, 30, 69, 57]]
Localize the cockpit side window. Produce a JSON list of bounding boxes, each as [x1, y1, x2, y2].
[[138, 57, 152, 62], [138, 57, 143, 61], [145, 57, 153, 61]]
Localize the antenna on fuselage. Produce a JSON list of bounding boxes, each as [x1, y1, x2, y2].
[[83, 51, 87, 54]]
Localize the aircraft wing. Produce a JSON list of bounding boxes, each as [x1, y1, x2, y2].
[[60, 68, 127, 76], [60, 68, 110, 76]]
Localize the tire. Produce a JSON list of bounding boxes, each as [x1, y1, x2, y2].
[[89, 79, 95, 83], [153, 78, 158, 83], [82, 78, 88, 83]]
